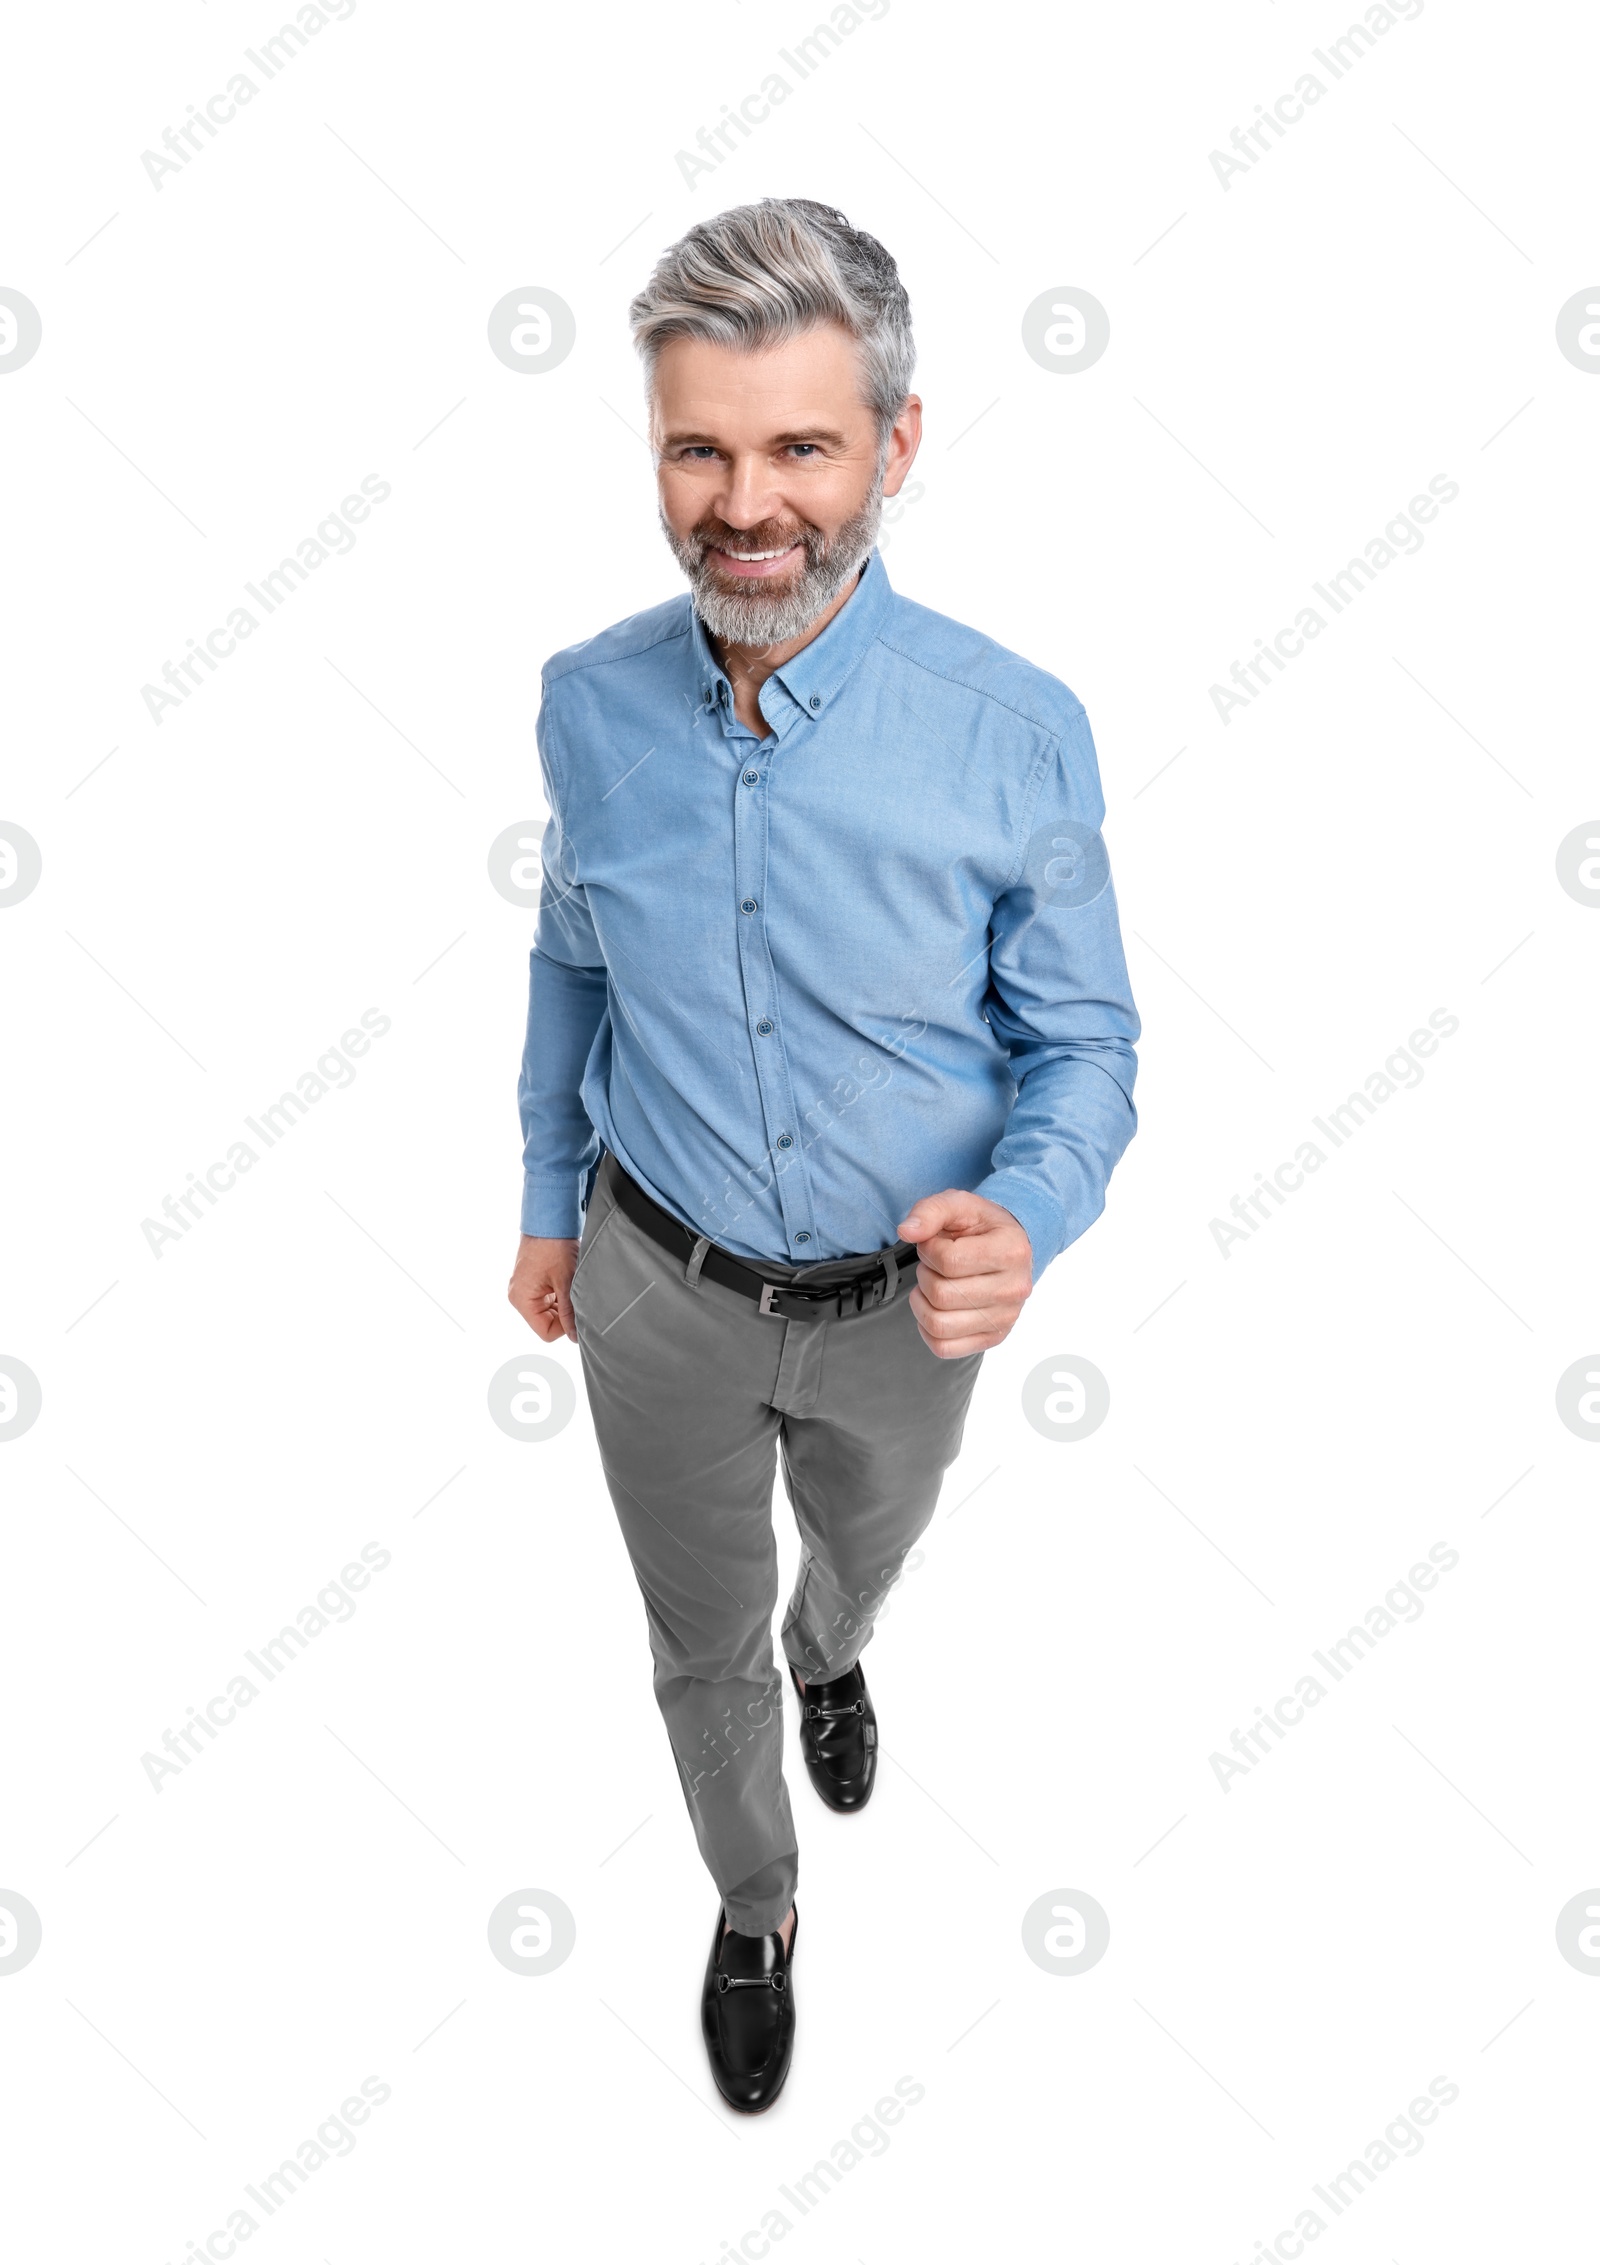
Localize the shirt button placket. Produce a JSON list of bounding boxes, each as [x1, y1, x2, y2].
[[733, 750, 813, 1254]]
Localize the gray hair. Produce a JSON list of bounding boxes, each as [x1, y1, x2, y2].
[[629, 198, 915, 445]]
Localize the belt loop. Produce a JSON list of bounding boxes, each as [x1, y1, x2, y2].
[[684, 1233, 712, 1291], [879, 1253, 900, 1306]]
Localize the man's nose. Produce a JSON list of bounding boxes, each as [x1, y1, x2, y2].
[[715, 455, 785, 528]]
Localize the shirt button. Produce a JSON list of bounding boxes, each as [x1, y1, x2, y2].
[[776, 1133, 793, 1150], [742, 769, 760, 785], [794, 1231, 811, 1244], [740, 897, 758, 914], [809, 695, 821, 710], [755, 1018, 774, 1035]]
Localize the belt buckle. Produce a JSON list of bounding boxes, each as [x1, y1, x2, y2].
[[759, 1262, 889, 1321]]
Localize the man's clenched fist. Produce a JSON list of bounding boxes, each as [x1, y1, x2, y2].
[[895, 1190, 1033, 1359], [508, 1234, 580, 1343]]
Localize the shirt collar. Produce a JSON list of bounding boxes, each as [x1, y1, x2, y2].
[[687, 548, 893, 734]]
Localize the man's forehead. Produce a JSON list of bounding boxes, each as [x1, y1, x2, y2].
[[651, 325, 871, 437]]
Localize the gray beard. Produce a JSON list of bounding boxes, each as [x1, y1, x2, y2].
[[662, 483, 884, 647]]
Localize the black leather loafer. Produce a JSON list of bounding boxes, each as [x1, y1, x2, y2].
[[789, 1660, 877, 1811], [701, 1904, 797, 2113]]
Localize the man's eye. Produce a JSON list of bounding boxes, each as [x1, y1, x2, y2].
[[678, 446, 719, 461], [787, 444, 820, 458]]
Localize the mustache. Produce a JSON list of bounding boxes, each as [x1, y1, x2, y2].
[[684, 517, 834, 565]]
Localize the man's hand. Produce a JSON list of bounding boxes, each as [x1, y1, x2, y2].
[[895, 1191, 1033, 1359], [508, 1234, 580, 1343]]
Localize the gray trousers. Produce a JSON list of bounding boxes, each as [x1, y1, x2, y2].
[[571, 1154, 983, 1936]]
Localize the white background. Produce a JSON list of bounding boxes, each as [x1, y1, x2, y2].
[[3, 0, 1598, 2257]]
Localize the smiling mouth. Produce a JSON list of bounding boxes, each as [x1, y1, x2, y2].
[[708, 540, 803, 576]]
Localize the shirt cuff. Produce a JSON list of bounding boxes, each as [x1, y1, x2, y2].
[[521, 1171, 585, 1240], [971, 1171, 1060, 1285]]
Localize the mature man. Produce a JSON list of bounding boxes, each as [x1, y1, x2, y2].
[[509, 199, 1139, 2112]]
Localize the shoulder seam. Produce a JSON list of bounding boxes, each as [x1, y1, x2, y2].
[[542, 615, 691, 685], [871, 629, 1084, 738]]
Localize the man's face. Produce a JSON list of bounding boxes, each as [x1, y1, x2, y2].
[[652, 322, 920, 644]]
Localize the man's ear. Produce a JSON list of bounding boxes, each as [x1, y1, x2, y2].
[[881, 395, 923, 497]]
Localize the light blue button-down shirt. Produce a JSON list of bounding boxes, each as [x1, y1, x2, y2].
[[519, 550, 1139, 1279]]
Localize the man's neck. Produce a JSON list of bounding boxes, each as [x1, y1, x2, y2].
[[710, 563, 864, 735]]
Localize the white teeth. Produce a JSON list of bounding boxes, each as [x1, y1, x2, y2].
[[721, 545, 792, 561]]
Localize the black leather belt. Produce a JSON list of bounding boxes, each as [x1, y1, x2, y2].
[[598, 1154, 919, 1322]]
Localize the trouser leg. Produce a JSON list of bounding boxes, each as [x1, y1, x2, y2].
[[776, 1293, 983, 1685], [571, 1177, 798, 1935]]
